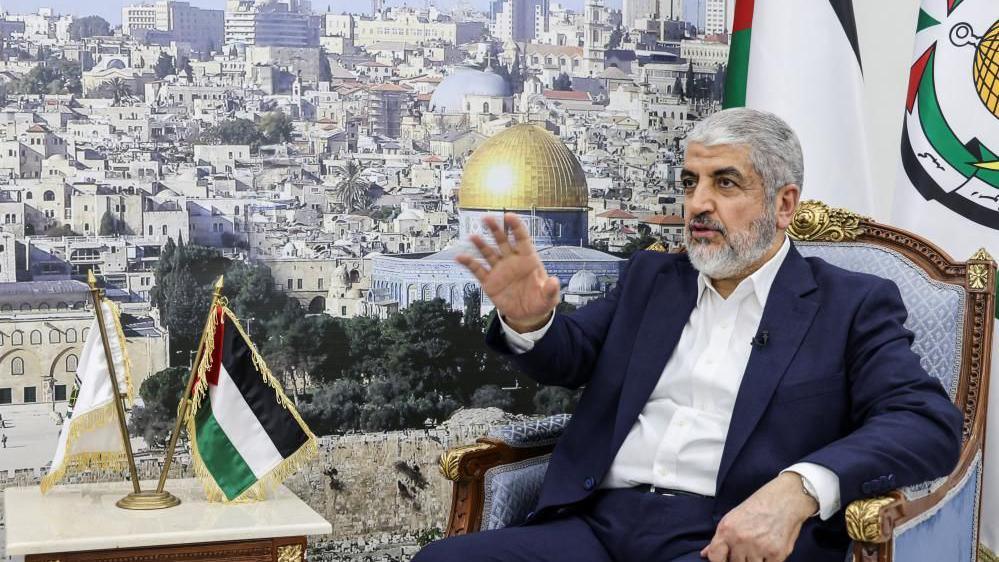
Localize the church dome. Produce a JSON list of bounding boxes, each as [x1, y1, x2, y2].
[[459, 124, 588, 211], [567, 269, 600, 293], [429, 66, 511, 113]]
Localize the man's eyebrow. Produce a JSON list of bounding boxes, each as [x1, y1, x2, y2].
[[712, 166, 746, 180], [680, 168, 696, 177]]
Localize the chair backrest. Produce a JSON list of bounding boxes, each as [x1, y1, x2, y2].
[[795, 242, 965, 400], [787, 201, 995, 446]]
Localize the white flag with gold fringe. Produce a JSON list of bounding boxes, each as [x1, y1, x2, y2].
[[41, 298, 133, 493]]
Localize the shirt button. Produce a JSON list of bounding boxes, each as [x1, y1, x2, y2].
[[583, 477, 595, 490]]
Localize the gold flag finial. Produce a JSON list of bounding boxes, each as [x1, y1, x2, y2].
[[87, 270, 97, 289], [213, 275, 225, 294]]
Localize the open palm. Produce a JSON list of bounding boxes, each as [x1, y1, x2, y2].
[[455, 213, 560, 331]]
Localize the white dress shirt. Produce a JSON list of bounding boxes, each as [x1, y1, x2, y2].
[[499, 237, 841, 520]]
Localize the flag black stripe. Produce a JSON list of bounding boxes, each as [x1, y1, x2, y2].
[[220, 317, 309, 458], [828, 0, 862, 71]]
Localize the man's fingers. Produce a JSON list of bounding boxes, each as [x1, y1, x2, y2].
[[484, 214, 514, 255], [544, 276, 560, 304], [701, 539, 729, 562], [469, 234, 501, 267], [455, 254, 489, 285], [506, 212, 533, 253]]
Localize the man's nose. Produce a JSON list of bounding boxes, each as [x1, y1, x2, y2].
[[684, 181, 714, 217]]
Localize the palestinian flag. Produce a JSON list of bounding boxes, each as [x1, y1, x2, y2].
[[723, 0, 875, 215], [187, 305, 317, 502], [889, 0, 999, 556]]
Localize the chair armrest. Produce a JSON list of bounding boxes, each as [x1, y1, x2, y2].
[[438, 415, 570, 536], [845, 446, 983, 562], [483, 414, 571, 448]]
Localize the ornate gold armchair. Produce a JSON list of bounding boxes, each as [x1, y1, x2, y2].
[[438, 202, 996, 562]]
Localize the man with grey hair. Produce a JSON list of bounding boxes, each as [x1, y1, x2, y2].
[[415, 108, 961, 562]]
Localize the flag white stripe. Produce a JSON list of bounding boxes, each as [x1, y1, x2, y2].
[[744, 0, 875, 216], [209, 362, 284, 479]]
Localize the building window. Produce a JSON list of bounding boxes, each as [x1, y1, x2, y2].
[[55, 384, 67, 401], [66, 354, 78, 372], [162, 225, 168, 235], [30, 330, 41, 344], [23, 386, 36, 403], [287, 279, 293, 290], [297, 279, 303, 289], [43, 190, 55, 201], [318, 278, 323, 290], [341, 306, 347, 315], [0, 388, 10, 404], [11, 357, 24, 375], [12, 331, 22, 345], [66, 328, 77, 342], [49, 330, 61, 343]]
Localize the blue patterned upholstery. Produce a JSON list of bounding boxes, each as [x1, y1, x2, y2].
[[485, 414, 571, 448], [796, 242, 965, 400], [481, 455, 552, 531], [892, 452, 981, 562]]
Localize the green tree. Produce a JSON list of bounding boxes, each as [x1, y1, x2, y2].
[[319, 49, 332, 82], [608, 25, 624, 50], [258, 111, 293, 145], [11, 59, 81, 95], [180, 57, 193, 81], [470, 385, 514, 410], [330, 159, 372, 212], [299, 378, 366, 434], [98, 210, 120, 235], [154, 52, 176, 79], [552, 72, 572, 91], [202, 118, 260, 147], [104, 77, 131, 105], [533, 386, 580, 415], [68, 15, 110, 40], [620, 233, 659, 257], [129, 366, 188, 448], [42, 224, 79, 237]]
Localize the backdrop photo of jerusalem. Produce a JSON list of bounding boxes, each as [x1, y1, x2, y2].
[[0, 0, 732, 559]]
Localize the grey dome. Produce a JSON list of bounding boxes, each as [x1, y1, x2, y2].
[[429, 67, 511, 113], [567, 269, 600, 293]]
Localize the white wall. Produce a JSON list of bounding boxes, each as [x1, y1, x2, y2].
[[856, 0, 920, 220]]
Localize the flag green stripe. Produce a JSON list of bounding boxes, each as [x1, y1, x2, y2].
[[195, 404, 258, 500], [724, 28, 751, 108], [916, 9, 939, 32]]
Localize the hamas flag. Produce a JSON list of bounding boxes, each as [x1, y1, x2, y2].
[[724, 0, 875, 215], [186, 304, 317, 502], [889, 0, 999, 557]]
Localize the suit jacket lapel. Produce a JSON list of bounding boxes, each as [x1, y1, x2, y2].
[[715, 245, 819, 489], [610, 259, 698, 454]]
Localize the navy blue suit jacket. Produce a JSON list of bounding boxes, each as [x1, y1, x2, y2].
[[485, 244, 963, 559]]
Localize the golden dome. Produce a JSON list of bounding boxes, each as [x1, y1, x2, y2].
[[459, 124, 588, 211]]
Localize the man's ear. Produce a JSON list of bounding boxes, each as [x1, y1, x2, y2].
[[774, 184, 801, 230]]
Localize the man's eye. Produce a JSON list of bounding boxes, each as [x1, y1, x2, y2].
[[718, 178, 736, 188], [681, 179, 696, 190]]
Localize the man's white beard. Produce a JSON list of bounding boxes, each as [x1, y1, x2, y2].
[[684, 210, 778, 280]]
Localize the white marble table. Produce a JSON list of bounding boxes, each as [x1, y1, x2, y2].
[[4, 478, 331, 561]]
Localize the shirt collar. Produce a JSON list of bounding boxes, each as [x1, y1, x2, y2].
[[696, 235, 792, 307]]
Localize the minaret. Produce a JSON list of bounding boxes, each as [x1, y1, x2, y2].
[[583, 0, 606, 75]]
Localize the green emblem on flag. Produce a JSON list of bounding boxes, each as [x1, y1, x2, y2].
[[902, 0, 999, 229]]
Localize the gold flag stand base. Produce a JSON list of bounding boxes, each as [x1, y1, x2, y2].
[[116, 490, 181, 510]]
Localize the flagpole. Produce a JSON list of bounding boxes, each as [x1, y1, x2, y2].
[[155, 275, 225, 498], [85, 271, 144, 503]]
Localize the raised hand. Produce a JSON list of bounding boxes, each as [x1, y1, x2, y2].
[[455, 213, 560, 333]]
